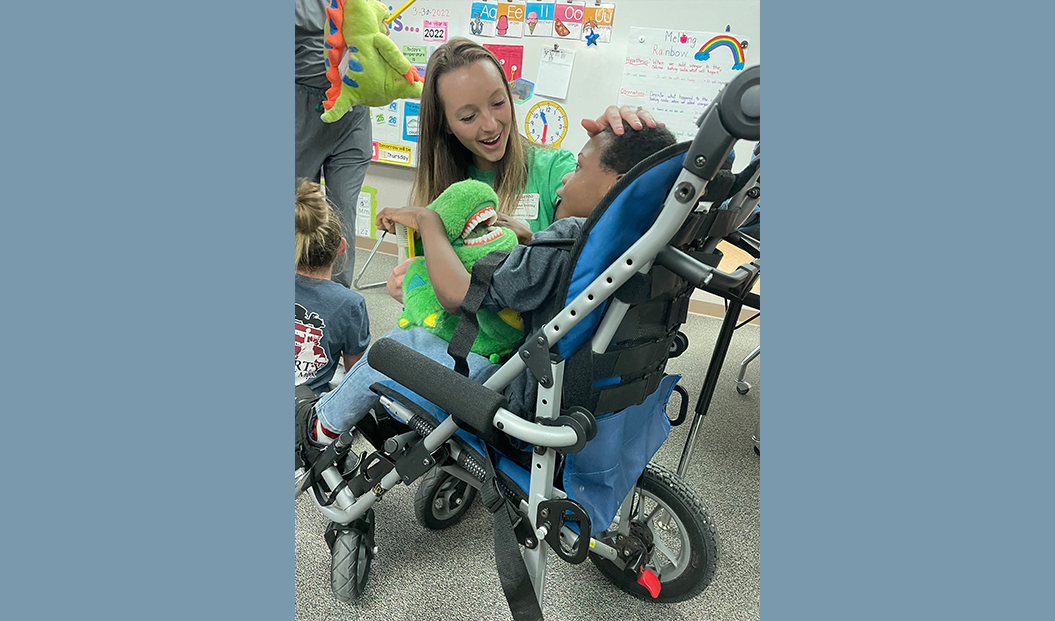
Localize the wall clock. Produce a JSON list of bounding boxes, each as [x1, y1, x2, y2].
[[524, 100, 568, 148]]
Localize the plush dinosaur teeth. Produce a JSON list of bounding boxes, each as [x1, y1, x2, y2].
[[463, 228, 503, 246], [461, 207, 498, 239]]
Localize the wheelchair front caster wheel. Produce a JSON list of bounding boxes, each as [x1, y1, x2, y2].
[[414, 468, 477, 530], [735, 381, 751, 395], [328, 513, 375, 602]]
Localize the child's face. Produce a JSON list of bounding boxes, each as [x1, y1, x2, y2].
[[436, 60, 513, 172], [554, 133, 621, 220]]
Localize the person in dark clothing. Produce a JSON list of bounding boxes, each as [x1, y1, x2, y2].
[[296, 0, 373, 286]]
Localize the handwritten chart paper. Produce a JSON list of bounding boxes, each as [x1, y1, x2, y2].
[[618, 28, 749, 141], [535, 47, 575, 100]]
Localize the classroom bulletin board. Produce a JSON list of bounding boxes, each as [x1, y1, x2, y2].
[[364, 0, 761, 170]]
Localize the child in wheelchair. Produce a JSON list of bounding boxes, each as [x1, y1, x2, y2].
[[294, 65, 759, 618], [296, 122, 677, 469]]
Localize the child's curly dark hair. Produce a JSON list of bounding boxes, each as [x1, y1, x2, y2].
[[598, 121, 677, 174]]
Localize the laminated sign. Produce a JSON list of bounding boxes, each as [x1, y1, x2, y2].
[[373, 141, 413, 166]]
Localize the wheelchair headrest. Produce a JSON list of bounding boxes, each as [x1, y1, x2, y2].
[[553, 142, 692, 359]]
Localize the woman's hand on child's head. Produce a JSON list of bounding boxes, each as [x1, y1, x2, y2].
[[386, 258, 415, 303], [582, 105, 664, 137], [495, 213, 533, 245]]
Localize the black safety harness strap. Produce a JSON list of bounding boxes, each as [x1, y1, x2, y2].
[[494, 500, 545, 621], [523, 238, 575, 249], [452, 435, 544, 621], [448, 238, 577, 377], [447, 250, 511, 377]]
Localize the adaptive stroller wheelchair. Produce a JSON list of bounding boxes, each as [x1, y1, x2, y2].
[[296, 67, 760, 620]]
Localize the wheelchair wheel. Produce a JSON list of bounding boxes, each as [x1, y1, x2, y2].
[[669, 332, 689, 358], [330, 518, 374, 602], [590, 463, 718, 602], [414, 468, 477, 530]]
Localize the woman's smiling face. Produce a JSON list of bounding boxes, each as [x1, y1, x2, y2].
[[436, 60, 513, 171]]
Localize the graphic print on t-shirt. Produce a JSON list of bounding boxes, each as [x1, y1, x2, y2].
[[295, 303, 329, 384]]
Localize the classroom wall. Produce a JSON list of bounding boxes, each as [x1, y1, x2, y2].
[[354, 0, 760, 316]]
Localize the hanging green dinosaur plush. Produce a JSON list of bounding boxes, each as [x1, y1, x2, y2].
[[398, 180, 525, 362], [321, 0, 424, 123]]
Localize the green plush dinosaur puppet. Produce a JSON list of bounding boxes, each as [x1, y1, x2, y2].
[[398, 180, 525, 362], [321, 0, 424, 123]]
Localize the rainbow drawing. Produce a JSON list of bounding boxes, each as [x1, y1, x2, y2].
[[695, 35, 745, 70]]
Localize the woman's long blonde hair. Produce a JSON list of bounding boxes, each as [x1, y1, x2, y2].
[[295, 179, 343, 272], [410, 38, 532, 215]]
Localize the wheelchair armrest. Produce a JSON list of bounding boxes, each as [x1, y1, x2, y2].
[[493, 409, 581, 450]]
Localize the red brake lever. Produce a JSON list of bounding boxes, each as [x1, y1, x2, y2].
[[637, 567, 661, 599]]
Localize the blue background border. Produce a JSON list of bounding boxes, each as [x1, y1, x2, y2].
[[4, 1, 1052, 619], [766, 2, 1053, 619], [6, 2, 288, 619]]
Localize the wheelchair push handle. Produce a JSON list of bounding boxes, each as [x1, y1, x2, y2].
[[656, 245, 759, 301], [683, 65, 760, 182]]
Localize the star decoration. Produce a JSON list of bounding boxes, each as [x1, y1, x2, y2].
[[586, 30, 600, 46]]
